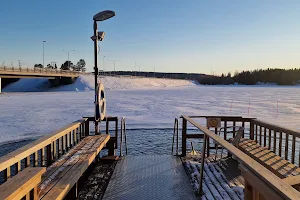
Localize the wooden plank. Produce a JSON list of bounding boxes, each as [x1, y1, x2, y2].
[[250, 121, 254, 140], [239, 165, 283, 200], [268, 129, 271, 150], [292, 135, 296, 164], [283, 175, 300, 186], [0, 167, 45, 200], [41, 135, 110, 200], [285, 133, 289, 160], [39, 137, 95, 197], [255, 125, 258, 142], [273, 131, 277, 154], [279, 132, 283, 157], [181, 115, 300, 200], [13, 161, 21, 174], [264, 127, 267, 147], [3, 167, 11, 181], [259, 126, 262, 146], [239, 138, 300, 178], [0, 119, 87, 172], [33, 152, 38, 167]]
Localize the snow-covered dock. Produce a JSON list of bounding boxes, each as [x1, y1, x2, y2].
[[183, 155, 244, 200]]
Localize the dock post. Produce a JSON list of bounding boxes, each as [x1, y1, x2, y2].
[[85, 120, 90, 136], [250, 120, 254, 140], [182, 117, 187, 157]]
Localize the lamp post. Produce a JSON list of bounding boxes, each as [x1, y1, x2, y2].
[[62, 50, 74, 69], [43, 41, 46, 68], [110, 60, 119, 73], [92, 10, 115, 135]]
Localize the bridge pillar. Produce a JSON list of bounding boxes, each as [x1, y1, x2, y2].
[[49, 77, 60, 87]]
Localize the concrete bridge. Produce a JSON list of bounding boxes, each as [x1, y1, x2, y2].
[[0, 66, 84, 93]]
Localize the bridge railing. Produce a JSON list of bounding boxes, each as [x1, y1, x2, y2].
[[0, 66, 85, 76]]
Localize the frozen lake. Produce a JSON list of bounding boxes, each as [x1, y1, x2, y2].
[[1, 83, 300, 155]]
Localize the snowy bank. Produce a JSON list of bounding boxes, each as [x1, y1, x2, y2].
[[3, 75, 196, 92], [2, 78, 50, 92], [54, 75, 196, 91]]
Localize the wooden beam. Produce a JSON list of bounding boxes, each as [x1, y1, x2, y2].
[[240, 164, 282, 200], [0, 167, 45, 200], [282, 175, 300, 186]]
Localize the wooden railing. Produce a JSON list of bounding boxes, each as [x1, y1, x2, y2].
[[0, 116, 120, 186], [0, 118, 89, 184], [251, 119, 300, 166], [0, 66, 84, 76], [181, 116, 254, 156], [182, 115, 300, 199]]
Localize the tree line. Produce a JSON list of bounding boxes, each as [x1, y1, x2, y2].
[[34, 59, 86, 72], [198, 68, 300, 85]]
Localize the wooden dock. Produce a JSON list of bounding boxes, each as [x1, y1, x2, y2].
[[179, 115, 300, 200]]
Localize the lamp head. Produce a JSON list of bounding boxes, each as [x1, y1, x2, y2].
[[93, 10, 115, 21]]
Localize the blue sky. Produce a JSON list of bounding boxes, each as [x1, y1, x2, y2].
[[0, 1, 299, 74]]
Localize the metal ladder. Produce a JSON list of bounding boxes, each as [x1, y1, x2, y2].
[[172, 118, 179, 155], [120, 117, 128, 156]]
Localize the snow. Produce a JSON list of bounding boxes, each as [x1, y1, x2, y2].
[[1, 76, 300, 144], [3, 78, 50, 92], [184, 160, 244, 199], [3, 75, 196, 92]]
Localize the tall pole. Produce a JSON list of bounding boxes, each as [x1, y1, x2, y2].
[[154, 66, 156, 77], [43, 41, 46, 68], [68, 52, 70, 69], [114, 61, 116, 72], [93, 21, 99, 135]]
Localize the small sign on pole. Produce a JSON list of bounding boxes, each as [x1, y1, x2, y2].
[[206, 118, 221, 128]]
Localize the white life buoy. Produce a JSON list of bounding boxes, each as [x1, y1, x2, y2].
[[95, 83, 106, 121]]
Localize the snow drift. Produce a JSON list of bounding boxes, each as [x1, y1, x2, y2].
[[2, 78, 50, 92], [3, 75, 196, 92]]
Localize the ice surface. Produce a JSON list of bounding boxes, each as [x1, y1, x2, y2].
[[1, 76, 300, 144]]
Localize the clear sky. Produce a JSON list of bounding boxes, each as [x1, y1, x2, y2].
[[0, 0, 299, 74]]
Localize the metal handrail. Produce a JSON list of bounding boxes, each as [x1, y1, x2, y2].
[[120, 117, 128, 156], [171, 118, 179, 155]]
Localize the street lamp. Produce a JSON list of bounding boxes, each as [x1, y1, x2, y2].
[[110, 60, 119, 73], [92, 10, 115, 135], [62, 50, 75, 69], [43, 41, 46, 68]]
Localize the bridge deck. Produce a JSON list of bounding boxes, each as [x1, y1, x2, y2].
[[102, 155, 197, 200]]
